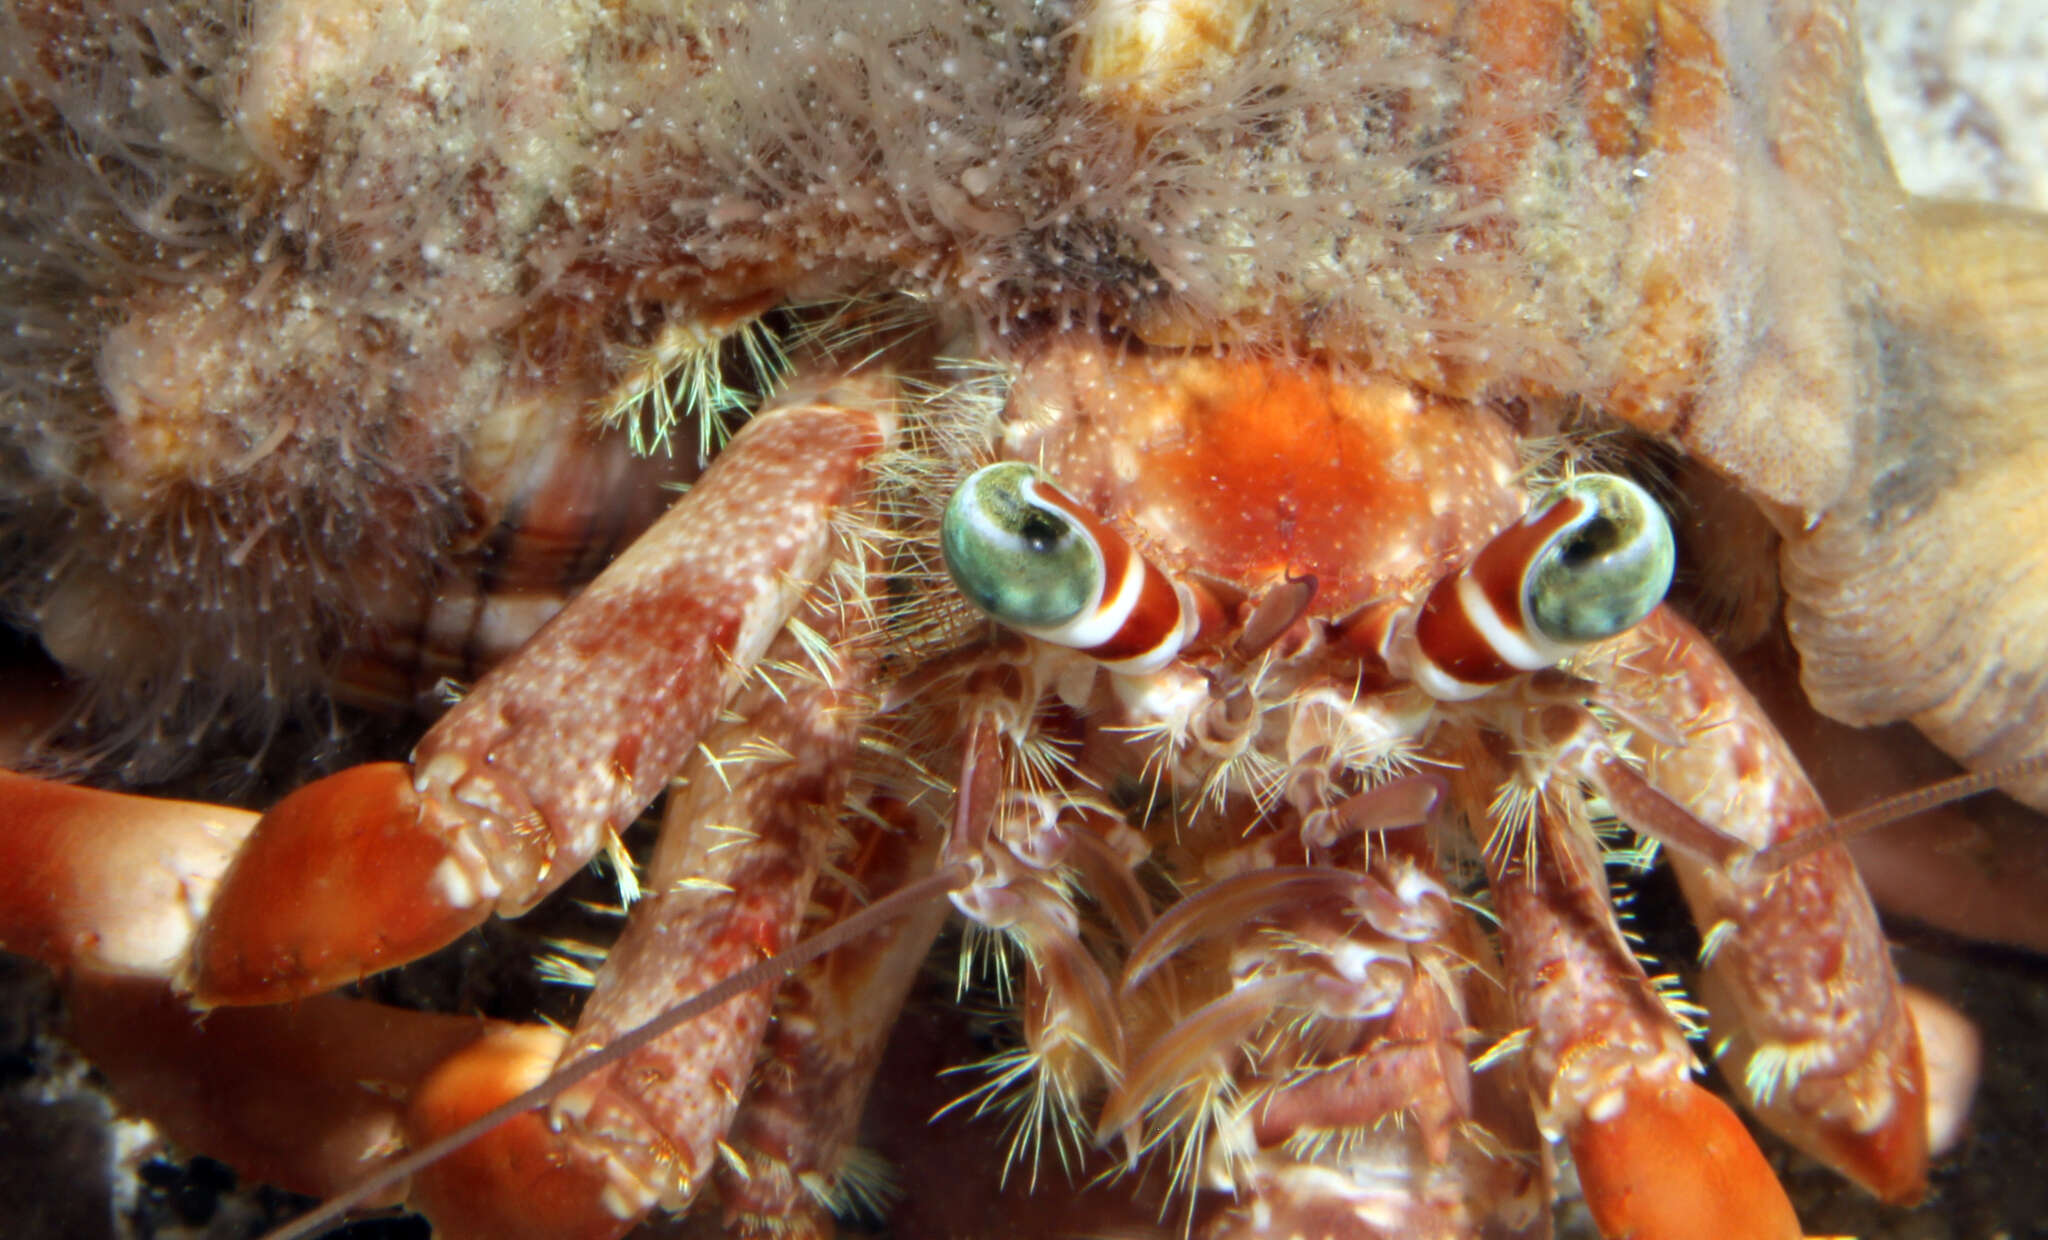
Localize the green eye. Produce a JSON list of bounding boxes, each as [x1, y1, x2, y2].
[[1523, 474, 1675, 644], [941, 462, 1103, 629]]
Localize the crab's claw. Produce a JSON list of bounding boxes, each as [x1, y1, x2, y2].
[[184, 392, 897, 1007], [403, 1026, 634, 1240], [187, 762, 487, 1005], [1572, 1078, 1803, 1240]]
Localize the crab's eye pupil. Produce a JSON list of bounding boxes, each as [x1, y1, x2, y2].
[[941, 462, 1104, 630], [1018, 509, 1065, 554], [1524, 475, 1674, 645], [1555, 518, 1613, 567]]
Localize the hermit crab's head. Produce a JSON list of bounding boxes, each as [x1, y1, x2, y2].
[[938, 343, 1676, 695]]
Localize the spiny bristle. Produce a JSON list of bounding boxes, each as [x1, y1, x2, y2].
[[938, 1043, 1094, 1190], [715, 1139, 752, 1181], [1330, 713, 1437, 786], [849, 722, 951, 811], [821, 517, 898, 622], [1698, 917, 1740, 968], [1470, 1027, 1532, 1074], [1482, 777, 1543, 875], [598, 829, 644, 908], [1133, 1071, 1239, 1207], [1006, 718, 1088, 804], [957, 922, 1020, 1006], [693, 739, 747, 793], [1211, 744, 1291, 822], [810, 860, 868, 910], [1738, 1039, 1829, 1109], [853, 361, 1021, 656], [782, 617, 842, 685], [1602, 831, 1662, 872], [534, 937, 610, 989], [751, 659, 804, 705], [807, 1146, 899, 1223], [1512, 426, 1655, 502], [1277, 1115, 1405, 1167], [1099, 717, 1190, 833], [1512, 431, 1583, 492], [1118, 674, 1287, 825], [1451, 889, 1500, 928], [786, 293, 936, 371], [599, 315, 790, 464], [879, 363, 1012, 466], [1647, 972, 1708, 1040], [703, 821, 764, 857]]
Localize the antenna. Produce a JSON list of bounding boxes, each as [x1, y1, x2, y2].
[[1751, 754, 2048, 875]]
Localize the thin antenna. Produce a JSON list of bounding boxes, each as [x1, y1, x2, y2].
[[264, 862, 973, 1240], [1751, 753, 2048, 875]]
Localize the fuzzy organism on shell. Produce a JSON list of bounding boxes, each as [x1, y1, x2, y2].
[[1, 0, 1623, 778]]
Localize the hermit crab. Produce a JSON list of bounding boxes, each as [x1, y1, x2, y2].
[[1, 0, 2044, 1237]]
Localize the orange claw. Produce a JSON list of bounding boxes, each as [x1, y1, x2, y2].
[[1571, 1077, 1803, 1240], [189, 762, 484, 1005], [1741, 1035, 1929, 1208], [404, 1026, 631, 1240], [0, 769, 255, 976]]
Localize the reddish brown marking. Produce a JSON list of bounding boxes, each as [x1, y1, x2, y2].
[[714, 801, 948, 1234], [1456, 0, 1574, 198], [1034, 478, 1133, 605], [1033, 477, 1187, 663], [1599, 0, 1731, 433], [1090, 562, 1184, 663], [1820, 1063, 1931, 1205], [1585, 611, 1929, 1204], [414, 399, 888, 911], [1582, 0, 1659, 158], [542, 583, 878, 1225], [1470, 497, 1580, 635], [1249, 979, 1469, 1159], [1413, 579, 1515, 686]]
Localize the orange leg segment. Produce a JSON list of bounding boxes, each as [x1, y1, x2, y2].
[[1453, 727, 1806, 1240], [0, 770, 254, 976], [1572, 1077, 1802, 1240]]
